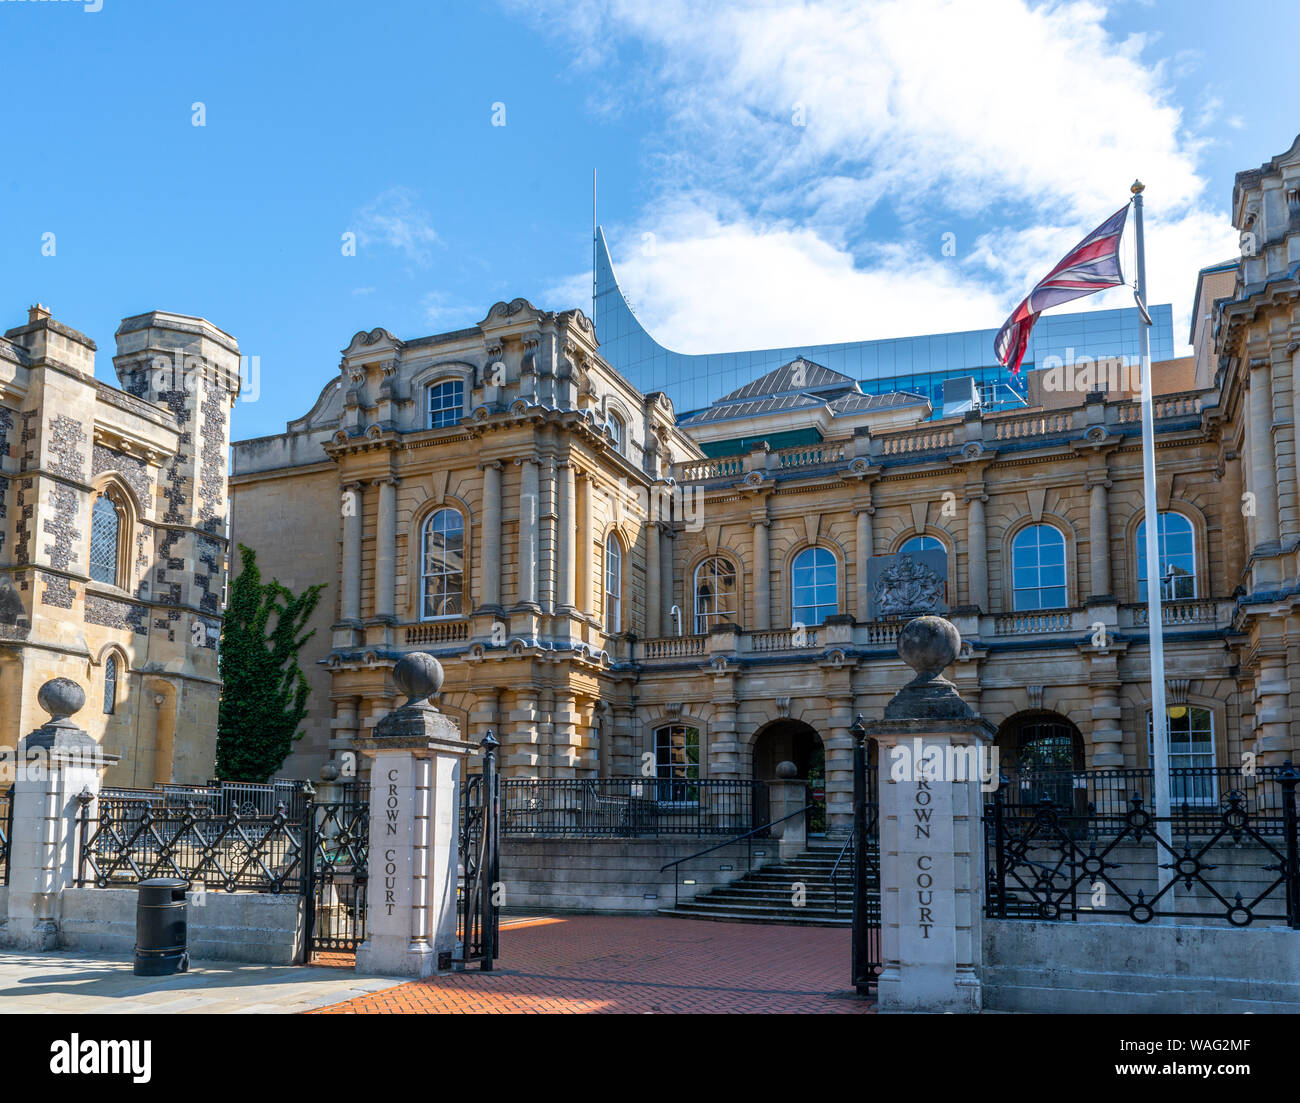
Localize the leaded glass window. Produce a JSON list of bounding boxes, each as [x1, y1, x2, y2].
[[89, 491, 122, 586]]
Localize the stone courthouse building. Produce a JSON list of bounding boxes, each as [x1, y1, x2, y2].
[[0, 307, 240, 786], [229, 135, 1300, 832]]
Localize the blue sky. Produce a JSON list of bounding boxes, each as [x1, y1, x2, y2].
[[1, 0, 1295, 441]]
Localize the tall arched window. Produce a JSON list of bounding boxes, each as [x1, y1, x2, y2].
[[899, 534, 943, 555], [1011, 524, 1066, 610], [427, 379, 464, 429], [421, 508, 464, 619], [103, 655, 117, 715], [693, 556, 737, 634], [604, 533, 623, 632], [1137, 511, 1196, 599], [791, 546, 837, 626], [89, 489, 124, 586]]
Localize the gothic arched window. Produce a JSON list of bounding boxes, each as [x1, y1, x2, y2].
[[89, 489, 125, 587], [103, 655, 118, 715]]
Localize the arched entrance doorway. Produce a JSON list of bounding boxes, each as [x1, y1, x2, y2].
[[751, 719, 826, 835], [994, 711, 1085, 809]]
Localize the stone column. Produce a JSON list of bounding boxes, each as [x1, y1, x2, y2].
[[854, 507, 873, 621], [645, 522, 662, 638], [1088, 476, 1112, 598], [515, 458, 540, 610], [862, 618, 993, 1014], [341, 481, 364, 623], [965, 494, 988, 611], [556, 461, 576, 615], [1248, 365, 1279, 550], [1256, 653, 1291, 768], [480, 461, 503, 610], [373, 477, 398, 621], [353, 654, 473, 979], [1292, 341, 1300, 534], [3, 678, 119, 951], [753, 519, 771, 630]]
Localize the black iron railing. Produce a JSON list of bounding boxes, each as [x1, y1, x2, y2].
[[99, 779, 310, 823], [985, 763, 1300, 928], [0, 785, 12, 886], [989, 765, 1295, 839], [77, 792, 306, 893], [501, 778, 767, 838]]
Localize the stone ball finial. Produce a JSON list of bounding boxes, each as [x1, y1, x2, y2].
[[393, 652, 444, 706], [775, 760, 799, 780], [319, 762, 340, 782], [897, 616, 960, 682], [38, 677, 85, 722]]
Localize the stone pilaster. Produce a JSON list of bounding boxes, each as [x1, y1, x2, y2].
[[753, 516, 771, 630], [1248, 365, 1280, 560], [479, 460, 503, 610], [514, 458, 540, 611], [576, 471, 593, 618], [556, 461, 576, 616], [854, 505, 873, 621], [341, 481, 364, 624], [1087, 475, 1112, 599], [965, 493, 987, 611], [646, 521, 661, 638]]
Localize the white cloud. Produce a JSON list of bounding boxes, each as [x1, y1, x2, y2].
[[355, 187, 441, 266], [517, 0, 1238, 354]]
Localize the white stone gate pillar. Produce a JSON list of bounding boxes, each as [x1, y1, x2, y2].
[[863, 617, 993, 1014], [4, 678, 119, 951], [353, 653, 473, 979]]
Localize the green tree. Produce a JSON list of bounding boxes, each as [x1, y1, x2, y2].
[[215, 544, 326, 782]]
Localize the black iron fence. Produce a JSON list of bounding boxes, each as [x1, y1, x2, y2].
[[99, 779, 310, 822], [0, 785, 12, 886], [985, 763, 1300, 928], [77, 789, 307, 893], [501, 778, 768, 837]]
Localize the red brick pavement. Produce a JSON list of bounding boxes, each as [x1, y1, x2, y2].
[[311, 915, 875, 1014]]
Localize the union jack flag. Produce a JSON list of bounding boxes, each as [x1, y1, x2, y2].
[[994, 204, 1130, 375]]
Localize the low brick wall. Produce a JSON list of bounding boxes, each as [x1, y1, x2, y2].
[[57, 887, 304, 965], [500, 837, 771, 912], [984, 918, 1300, 1013]]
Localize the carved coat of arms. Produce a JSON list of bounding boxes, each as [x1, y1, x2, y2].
[[871, 554, 946, 618]]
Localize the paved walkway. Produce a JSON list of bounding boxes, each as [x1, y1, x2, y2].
[[0, 951, 395, 1014], [314, 915, 874, 1014]]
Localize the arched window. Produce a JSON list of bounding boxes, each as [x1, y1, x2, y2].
[[427, 379, 464, 429], [1148, 706, 1216, 805], [693, 556, 737, 634], [791, 546, 837, 626], [1011, 524, 1066, 610], [654, 723, 700, 802], [420, 508, 464, 619], [103, 655, 117, 715], [607, 412, 625, 455], [89, 489, 124, 586], [1137, 511, 1196, 599], [604, 533, 623, 632], [899, 534, 943, 555]]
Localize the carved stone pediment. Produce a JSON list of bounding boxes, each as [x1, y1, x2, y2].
[[342, 327, 404, 358]]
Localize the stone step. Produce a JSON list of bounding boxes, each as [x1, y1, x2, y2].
[[660, 904, 851, 926]]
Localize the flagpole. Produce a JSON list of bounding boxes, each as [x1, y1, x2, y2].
[[1132, 180, 1175, 918]]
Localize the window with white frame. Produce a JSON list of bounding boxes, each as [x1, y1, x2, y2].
[[1011, 524, 1067, 610], [427, 379, 464, 429], [653, 723, 700, 802], [1147, 705, 1216, 805], [421, 508, 464, 619], [693, 556, 737, 634], [604, 532, 622, 632], [791, 546, 837, 626], [607, 411, 625, 454], [1136, 511, 1197, 600]]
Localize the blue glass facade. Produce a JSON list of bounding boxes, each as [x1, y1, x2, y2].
[[593, 228, 1176, 418]]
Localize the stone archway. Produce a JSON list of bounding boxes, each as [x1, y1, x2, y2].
[[994, 710, 1085, 808], [751, 719, 826, 835]]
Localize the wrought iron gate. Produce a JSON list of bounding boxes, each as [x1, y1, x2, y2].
[[457, 733, 501, 969], [303, 796, 369, 958], [851, 729, 882, 994]]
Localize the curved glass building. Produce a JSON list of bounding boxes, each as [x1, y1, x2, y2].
[[593, 227, 1175, 419]]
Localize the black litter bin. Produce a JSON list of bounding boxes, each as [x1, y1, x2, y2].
[[134, 878, 190, 976]]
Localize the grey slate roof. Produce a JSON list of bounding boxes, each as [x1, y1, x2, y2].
[[717, 357, 857, 402]]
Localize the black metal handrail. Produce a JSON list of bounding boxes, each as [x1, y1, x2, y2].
[[0, 785, 12, 887], [831, 832, 854, 915], [659, 802, 813, 907]]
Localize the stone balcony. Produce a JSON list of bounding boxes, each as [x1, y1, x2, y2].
[[670, 389, 1211, 484]]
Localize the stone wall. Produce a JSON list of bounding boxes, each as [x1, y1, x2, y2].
[[58, 887, 304, 966], [500, 837, 765, 912], [984, 919, 1300, 1013]]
